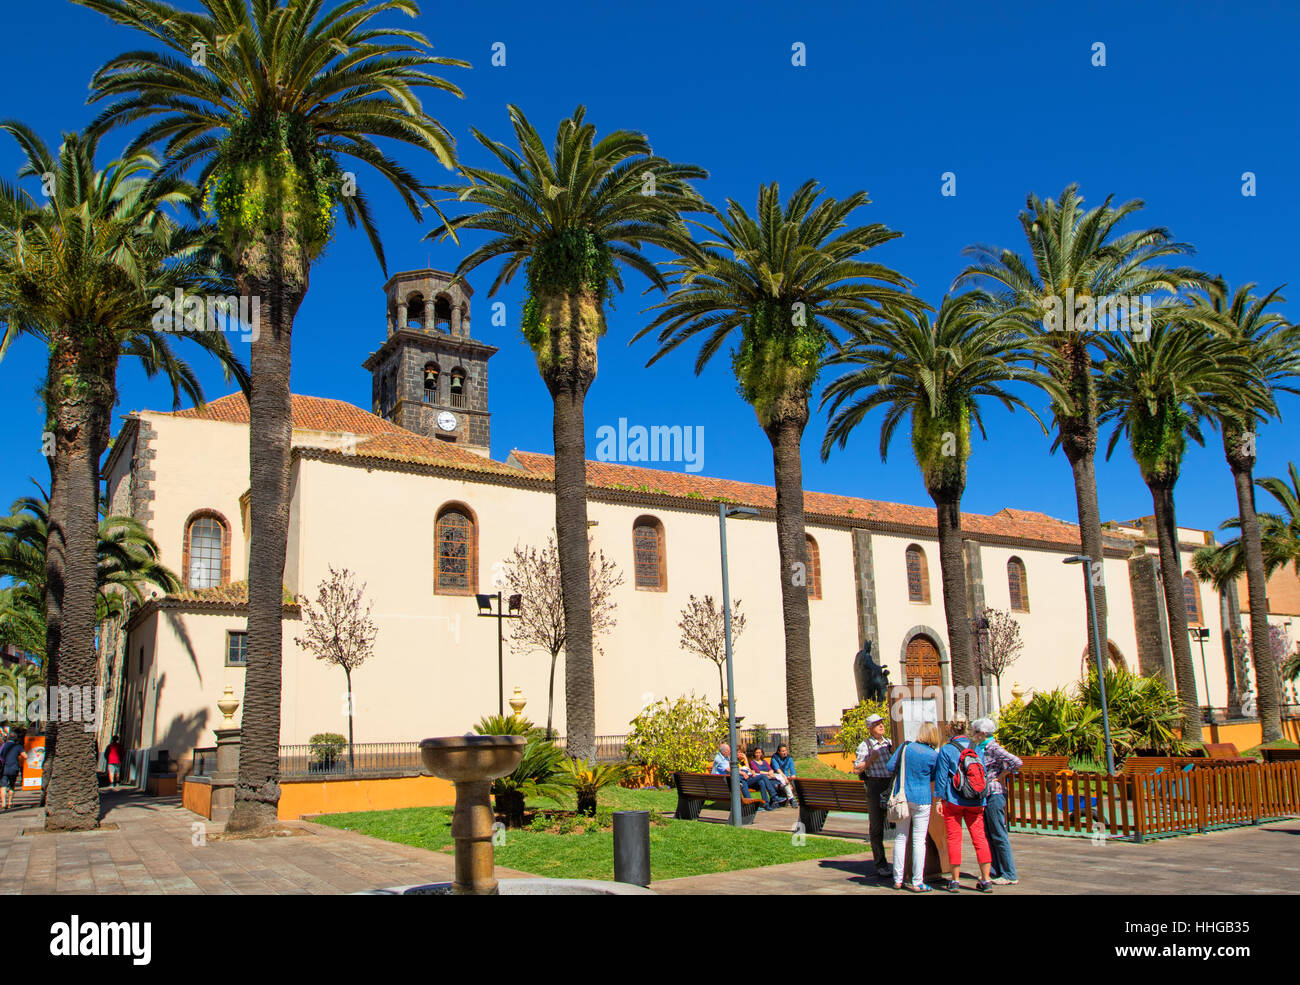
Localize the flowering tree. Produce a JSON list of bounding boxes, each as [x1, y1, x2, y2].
[[293, 567, 378, 764], [977, 607, 1024, 707], [678, 594, 746, 707], [501, 536, 623, 739]]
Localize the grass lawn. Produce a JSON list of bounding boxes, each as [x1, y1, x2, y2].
[[313, 787, 865, 882]]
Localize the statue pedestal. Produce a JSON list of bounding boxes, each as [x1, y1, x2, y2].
[[210, 727, 241, 826]]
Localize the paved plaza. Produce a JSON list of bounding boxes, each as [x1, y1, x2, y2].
[[0, 791, 1295, 894]]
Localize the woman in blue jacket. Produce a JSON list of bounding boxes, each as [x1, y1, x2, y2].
[[885, 722, 940, 891]]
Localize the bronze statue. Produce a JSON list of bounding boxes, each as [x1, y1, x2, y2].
[[854, 640, 890, 703]]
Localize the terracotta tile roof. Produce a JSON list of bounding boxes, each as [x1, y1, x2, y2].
[[340, 430, 526, 476], [507, 451, 1086, 548], [162, 581, 297, 606], [166, 393, 404, 436]]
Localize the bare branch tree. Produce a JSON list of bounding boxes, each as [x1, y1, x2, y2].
[[678, 594, 746, 707], [501, 535, 624, 739], [293, 566, 378, 765], [977, 607, 1023, 707]]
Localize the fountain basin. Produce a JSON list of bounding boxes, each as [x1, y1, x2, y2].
[[419, 734, 524, 781]]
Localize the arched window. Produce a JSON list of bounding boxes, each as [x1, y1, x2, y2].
[[805, 534, 822, 600], [1183, 572, 1203, 625], [633, 516, 666, 591], [449, 367, 467, 408], [1007, 556, 1030, 612], [905, 545, 930, 603], [183, 511, 229, 589], [434, 504, 477, 595], [423, 362, 440, 403], [406, 293, 424, 330], [434, 294, 453, 331]]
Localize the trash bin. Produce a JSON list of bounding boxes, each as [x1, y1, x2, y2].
[[612, 809, 651, 887]]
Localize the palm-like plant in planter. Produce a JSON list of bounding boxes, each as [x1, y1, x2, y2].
[[559, 758, 628, 816], [473, 714, 570, 826]]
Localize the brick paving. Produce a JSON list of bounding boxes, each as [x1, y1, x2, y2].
[[1, 789, 1295, 894], [652, 805, 1300, 894], [0, 789, 529, 894]]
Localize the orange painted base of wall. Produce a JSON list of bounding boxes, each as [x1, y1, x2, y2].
[[1200, 718, 1300, 749], [817, 751, 856, 773], [278, 774, 458, 821]]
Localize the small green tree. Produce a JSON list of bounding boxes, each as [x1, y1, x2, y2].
[[625, 696, 728, 786], [836, 698, 891, 757]]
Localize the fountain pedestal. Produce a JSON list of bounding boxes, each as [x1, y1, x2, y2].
[[419, 735, 525, 895]]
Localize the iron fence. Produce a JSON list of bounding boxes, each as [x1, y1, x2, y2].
[[278, 741, 422, 778]]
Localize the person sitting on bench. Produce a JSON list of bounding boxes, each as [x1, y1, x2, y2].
[[737, 749, 780, 811], [749, 747, 792, 807]]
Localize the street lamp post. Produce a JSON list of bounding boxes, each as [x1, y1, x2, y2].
[[719, 502, 758, 826], [476, 592, 522, 716], [1064, 555, 1116, 775], [972, 614, 990, 717]]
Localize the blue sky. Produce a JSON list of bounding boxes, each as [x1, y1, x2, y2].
[[2, 0, 1297, 533]]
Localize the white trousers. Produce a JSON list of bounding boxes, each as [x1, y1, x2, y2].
[[891, 801, 931, 888]]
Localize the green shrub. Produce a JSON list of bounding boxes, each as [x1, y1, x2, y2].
[[625, 695, 728, 785], [835, 699, 891, 755], [558, 758, 629, 816], [308, 732, 347, 763]]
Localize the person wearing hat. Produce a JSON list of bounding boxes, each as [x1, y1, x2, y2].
[[971, 717, 1022, 885], [853, 712, 894, 876]]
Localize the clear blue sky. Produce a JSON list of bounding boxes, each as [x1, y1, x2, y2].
[[2, 0, 1297, 533]]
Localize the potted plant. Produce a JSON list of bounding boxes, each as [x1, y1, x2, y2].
[[309, 732, 347, 773]]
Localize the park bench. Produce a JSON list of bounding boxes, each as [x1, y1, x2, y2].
[[1018, 755, 1070, 773], [672, 772, 766, 825], [791, 776, 872, 834], [1261, 747, 1300, 764]]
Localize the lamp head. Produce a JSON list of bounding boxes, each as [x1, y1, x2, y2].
[[1063, 555, 1091, 566], [725, 505, 759, 519], [475, 594, 492, 614], [508, 593, 522, 615]]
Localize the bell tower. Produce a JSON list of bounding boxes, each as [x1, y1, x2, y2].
[[361, 269, 497, 455]]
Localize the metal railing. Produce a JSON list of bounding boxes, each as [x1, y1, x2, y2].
[[278, 741, 422, 779]]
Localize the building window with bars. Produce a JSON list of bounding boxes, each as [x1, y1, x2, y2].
[[1008, 556, 1030, 612], [805, 534, 822, 600], [184, 512, 228, 589], [435, 504, 477, 595], [1183, 572, 1203, 625], [633, 516, 666, 591], [905, 545, 930, 603], [226, 631, 247, 667]]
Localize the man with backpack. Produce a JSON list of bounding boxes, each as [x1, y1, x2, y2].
[[933, 718, 993, 893]]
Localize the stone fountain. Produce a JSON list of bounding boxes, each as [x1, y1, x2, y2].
[[364, 734, 653, 897]]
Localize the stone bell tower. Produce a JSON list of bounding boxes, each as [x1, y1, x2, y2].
[[361, 269, 497, 455]]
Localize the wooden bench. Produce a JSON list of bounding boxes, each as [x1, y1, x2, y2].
[[1019, 756, 1070, 773], [1261, 747, 1300, 764], [672, 772, 766, 825], [791, 776, 872, 834]]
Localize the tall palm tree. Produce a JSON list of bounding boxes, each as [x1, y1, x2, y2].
[[1193, 281, 1297, 742], [0, 124, 245, 830], [434, 105, 706, 760], [634, 181, 916, 757], [1096, 315, 1262, 734], [820, 295, 1055, 713], [959, 185, 1208, 663], [77, 0, 467, 831]]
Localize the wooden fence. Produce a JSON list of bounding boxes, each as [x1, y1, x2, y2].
[[1002, 761, 1300, 841]]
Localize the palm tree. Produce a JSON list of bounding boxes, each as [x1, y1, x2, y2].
[[433, 105, 706, 760], [634, 181, 917, 757], [0, 485, 181, 661], [820, 295, 1055, 713], [77, 0, 467, 831], [1096, 314, 1262, 734], [959, 185, 1208, 663], [1193, 281, 1297, 742], [0, 124, 245, 831]]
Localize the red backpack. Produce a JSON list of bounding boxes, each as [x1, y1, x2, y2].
[[948, 740, 988, 800]]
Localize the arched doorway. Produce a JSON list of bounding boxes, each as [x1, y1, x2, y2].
[[1080, 640, 1127, 677], [903, 634, 942, 691]]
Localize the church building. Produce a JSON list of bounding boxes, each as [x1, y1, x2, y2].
[[97, 270, 1250, 772]]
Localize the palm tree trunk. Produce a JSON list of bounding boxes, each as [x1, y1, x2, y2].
[[1148, 477, 1204, 736], [1057, 344, 1109, 661], [1224, 429, 1282, 742], [933, 492, 976, 712], [226, 227, 308, 834], [43, 356, 114, 831], [550, 381, 595, 761], [763, 411, 816, 758]]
